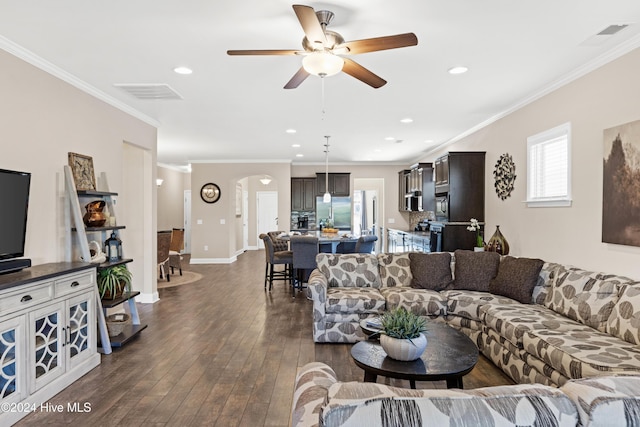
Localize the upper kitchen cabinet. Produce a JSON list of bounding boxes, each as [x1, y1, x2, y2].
[[316, 173, 350, 197], [398, 163, 434, 212], [434, 152, 485, 222], [291, 177, 316, 211]]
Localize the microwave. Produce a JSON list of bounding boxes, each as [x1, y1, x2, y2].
[[435, 195, 448, 220]]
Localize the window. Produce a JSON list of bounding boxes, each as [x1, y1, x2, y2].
[[526, 122, 572, 207]]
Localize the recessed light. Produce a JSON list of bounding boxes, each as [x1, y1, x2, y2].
[[292, 144, 301, 148], [448, 66, 468, 75], [395, 140, 404, 144], [286, 129, 297, 134], [400, 118, 413, 124], [296, 154, 304, 157], [385, 136, 395, 141], [424, 139, 433, 143], [173, 66, 193, 75]]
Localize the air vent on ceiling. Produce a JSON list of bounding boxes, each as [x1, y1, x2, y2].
[[597, 24, 629, 35], [114, 83, 183, 100], [580, 23, 633, 46]]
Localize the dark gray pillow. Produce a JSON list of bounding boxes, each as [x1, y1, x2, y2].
[[489, 256, 544, 303], [409, 252, 452, 291], [453, 250, 501, 291]]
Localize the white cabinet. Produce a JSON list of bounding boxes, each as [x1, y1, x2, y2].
[[0, 316, 26, 405], [0, 263, 100, 426]]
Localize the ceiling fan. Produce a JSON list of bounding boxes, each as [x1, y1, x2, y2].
[[227, 4, 418, 89]]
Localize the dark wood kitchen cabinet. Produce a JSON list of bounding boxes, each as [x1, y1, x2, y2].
[[316, 173, 350, 197], [434, 152, 485, 222], [291, 177, 316, 211]]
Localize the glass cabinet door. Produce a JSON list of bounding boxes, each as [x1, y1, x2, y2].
[[0, 317, 25, 404], [66, 292, 95, 370], [29, 303, 65, 393]]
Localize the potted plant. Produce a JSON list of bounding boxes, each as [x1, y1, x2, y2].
[[467, 218, 484, 251], [378, 307, 428, 361], [97, 265, 132, 299]]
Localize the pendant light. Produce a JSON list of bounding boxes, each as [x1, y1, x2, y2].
[[323, 136, 331, 203]]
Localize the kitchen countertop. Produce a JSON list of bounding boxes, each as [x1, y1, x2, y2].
[[387, 228, 430, 237]]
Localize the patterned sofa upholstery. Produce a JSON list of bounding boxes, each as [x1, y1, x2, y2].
[[308, 252, 640, 389], [291, 362, 640, 427]]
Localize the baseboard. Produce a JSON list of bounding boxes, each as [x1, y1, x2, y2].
[[190, 256, 237, 264], [137, 291, 159, 304]]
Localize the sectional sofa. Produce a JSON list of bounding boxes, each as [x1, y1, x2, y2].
[[307, 250, 640, 387], [291, 362, 640, 427]]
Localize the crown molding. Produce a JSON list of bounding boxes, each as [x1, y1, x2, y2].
[[422, 34, 640, 158], [0, 35, 160, 128]]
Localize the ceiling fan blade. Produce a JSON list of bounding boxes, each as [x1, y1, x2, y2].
[[341, 58, 386, 89], [293, 4, 326, 46], [227, 49, 301, 56], [284, 67, 310, 89], [339, 33, 418, 54]]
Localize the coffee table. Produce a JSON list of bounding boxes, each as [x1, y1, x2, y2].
[[351, 322, 478, 389]]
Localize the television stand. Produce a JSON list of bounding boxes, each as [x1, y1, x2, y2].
[[0, 257, 31, 274]]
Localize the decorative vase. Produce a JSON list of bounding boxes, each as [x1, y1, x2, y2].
[[83, 200, 106, 227], [487, 225, 510, 255], [380, 333, 427, 361]]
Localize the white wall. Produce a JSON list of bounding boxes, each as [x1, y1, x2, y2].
[[0, 48, 158, 298], [422, 47, 640, 280]]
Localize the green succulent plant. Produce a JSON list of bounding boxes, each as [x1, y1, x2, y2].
[[380, 307, 426, 340], [97, 265, 132, 299]]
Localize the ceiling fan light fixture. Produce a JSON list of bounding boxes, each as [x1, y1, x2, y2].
[[302, 51, 344, 77]]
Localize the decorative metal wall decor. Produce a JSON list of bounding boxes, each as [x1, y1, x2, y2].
[[493, 153, 516, 200], [603, 119, 640, 247]]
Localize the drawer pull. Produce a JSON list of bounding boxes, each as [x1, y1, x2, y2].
[[71, 281, 80, 287], [20, 295, 33, 303]]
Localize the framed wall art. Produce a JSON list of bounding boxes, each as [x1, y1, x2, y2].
[[603, 119, 640, 247], [68, 152, 96, 191]]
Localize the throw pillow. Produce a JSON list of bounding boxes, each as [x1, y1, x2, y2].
[[489, 256, 544, 304], [409, 252, 453, 290], [453, 250, 501, 292]]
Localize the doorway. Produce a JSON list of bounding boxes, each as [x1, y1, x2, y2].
[[256, 191, 278, 249]]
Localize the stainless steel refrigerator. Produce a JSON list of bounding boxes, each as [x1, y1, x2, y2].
[[316, 196, 351, 230]]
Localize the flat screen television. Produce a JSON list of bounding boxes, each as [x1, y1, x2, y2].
[[0, 168, 32, 273]]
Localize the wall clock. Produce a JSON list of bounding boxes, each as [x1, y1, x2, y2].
[[200, 183, 221, 204], [493, 153, 516, 200]]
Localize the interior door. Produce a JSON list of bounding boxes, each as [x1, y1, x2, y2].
[[256, 191, 278, 249]]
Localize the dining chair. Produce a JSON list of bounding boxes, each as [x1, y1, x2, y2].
[[157, 230, 172, 281], [290, 235, 319, 296], [259, 233, 293, 291], [169, 228, 184, 276], [355, 235, 378, 253], [267, 230, 289, 252]]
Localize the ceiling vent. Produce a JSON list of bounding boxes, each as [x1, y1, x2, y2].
[[114, 83, 183, 100], [597, 24, 629, 35], [581, 23, 632, 46]]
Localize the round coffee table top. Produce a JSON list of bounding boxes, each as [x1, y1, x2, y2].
[[351, 322, 478, 384]]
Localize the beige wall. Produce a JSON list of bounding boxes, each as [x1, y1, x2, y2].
[[157, 166, 189, 231], [190, 162, 290, 262], [421, 47, 640, 280], [0, 48, 158, 299]]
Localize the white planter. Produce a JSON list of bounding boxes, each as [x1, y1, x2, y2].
[[380, 333, 427, 361], [474, 247, 485, 252]]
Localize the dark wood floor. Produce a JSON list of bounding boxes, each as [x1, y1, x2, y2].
[[18, 250, 513, 426]]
